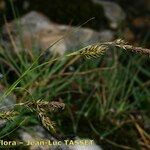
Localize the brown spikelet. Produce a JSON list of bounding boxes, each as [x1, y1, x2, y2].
[[48, 101, 65, 111], [123, 45, 150, 56], [80, 44, 107, 59], [114, 39, 150, 56], [26, 100, 65, 112], [38, 111, 56, 132], [79, 39, 150, 59], [0, 111, 19, 120], [22, 100, 65, 132]]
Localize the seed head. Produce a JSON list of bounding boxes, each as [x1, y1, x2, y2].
[[0, 111, 19, 120], [80, 44, 108, 59], [38, 111, 56, 132]]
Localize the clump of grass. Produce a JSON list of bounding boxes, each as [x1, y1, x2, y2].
[[0, 37, 149, 147], [1, 38, 150, 102], [0, 39, 150, 130]]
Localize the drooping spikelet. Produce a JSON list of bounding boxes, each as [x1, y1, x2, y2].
[[22, 100, 65, 132], [38, 111, 56, 132]]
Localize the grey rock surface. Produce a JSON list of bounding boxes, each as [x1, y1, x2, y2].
[[93, 0, 126, 28], [19, 125, 71, 150], [2, 11, 114, 55], [69, 138, 103, 150], [0, 73, 3, 79], [0, 86, 16, 127], [18, 126, 103, 150], [0, 92, 16, 111]]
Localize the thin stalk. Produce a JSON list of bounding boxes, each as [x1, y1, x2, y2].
[[0, 18, 94, 102]]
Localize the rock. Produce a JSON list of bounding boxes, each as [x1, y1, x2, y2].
[[0, 73, 3, 80], [0, 97, 7, 128], [19, 125, 71, 150], [0, 85, 16, 127], [19, 130, 50, 150], [69, 137, 103, 150], [19, 128, 50, 150], [0, 92, 16, 111], [19, 127, 103, 150], [98, 30, 114, 42], [18, 126, 103, 150], [70, 144, 102, 150], [2, 11, 114, 55], [64, 28, 114, 51], [92, 0, 126, 29], [0, 120, 7, 128]]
